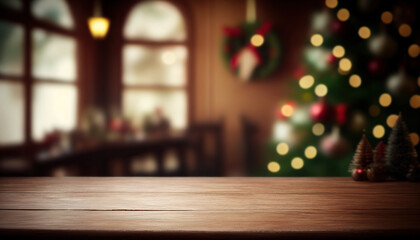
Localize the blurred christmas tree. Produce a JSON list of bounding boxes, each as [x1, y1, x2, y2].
[[263, 0, 420, 176]]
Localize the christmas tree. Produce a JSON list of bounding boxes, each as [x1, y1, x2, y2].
[[349, 135, 372, 181], [263, 0, 420, 176], [367, 141, 387, 181]]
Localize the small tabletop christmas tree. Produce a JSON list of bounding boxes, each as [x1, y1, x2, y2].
[[367, 141, 387, 182], [406, 149, 420, 182], [386, 114, 417, 180], [350, 134, 373, 181]]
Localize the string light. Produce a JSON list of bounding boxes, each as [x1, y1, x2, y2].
[[386, 114, 398, 128], [399, 24, 412, 37], [373, 125, 385, 139], [381, 11, 393, 24], [408, 44, 420, 58], [339, 58, 352, 71], [368, 105, 380, 117], [291, 157, 304, 169], [250, 34, 264, 47], [276, 142, 289, 155], [299, 75, 315, 89], [281, 104, 294, 117], [337, 9, 350, 22], [325, 0, 337, 9], [268, 161, 280, 173], [358, 26, 371, 39], [304, 146, 317, 159], [379, 93, 392, 107], [349, 74, 361, 88], [409, 95, 420, 109], [410, 133, 419, 146], [315, 84, 328, 97], [312, 123, 325, 136], [310, 34, 324, 47], [332, 45, 345, 58]]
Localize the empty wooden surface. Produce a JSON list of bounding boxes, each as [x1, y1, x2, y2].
[[0, 177, 419, 239]]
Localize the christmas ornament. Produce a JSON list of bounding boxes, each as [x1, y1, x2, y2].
[[335, 104, 347, 125], [304, 47, 330, 71], [386, 70, 416, 95], [386, 114, 417, 180], [368, 33, 397, 57], [320, 126, 350, 157], [310, 98, 331, 123], [350, 134, 373, 181], [367, 141, 388, 181]]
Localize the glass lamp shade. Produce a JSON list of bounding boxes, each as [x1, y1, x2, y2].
[[88, 17, 110, 38]]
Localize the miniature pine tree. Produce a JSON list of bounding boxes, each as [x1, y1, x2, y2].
[[406, 149, 420, 182], [386, 114, 416, 180], [367, 141, 388, 181], [350, 134, 373, 181]]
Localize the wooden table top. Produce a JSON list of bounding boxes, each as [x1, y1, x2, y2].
[[0, 177, 419, 239]]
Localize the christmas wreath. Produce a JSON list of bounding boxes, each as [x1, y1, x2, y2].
[[221, 21, 281, 81]]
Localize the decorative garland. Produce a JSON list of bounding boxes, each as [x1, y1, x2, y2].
[[221, 21, 281, 81]]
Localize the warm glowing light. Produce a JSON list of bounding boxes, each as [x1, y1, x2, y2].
[[386, 114, 398, 128], [299, 75, 315, 89], [161, 51, 177, 65], [373, 125, 385, 139], [399, 24, 412, 37], [408, 44, 420, 58], [281, 104, 294, 117], [368, 105, 380, 117], [250, 34, 265, 47], [381, 11, 393, 24], [312, 123, 325, 136], [379, 93, 392, 107], [410, 133, 419, 146], [88, 17, 110, 38], [268, 161, 280, 173], [276, 142, 289, 155], [304, 146, 317, 159], [315, 84, 328, 97], [325, 0, 337, 9], [291, 157, 304, 169], [349, 74, 361, 88], [337, 9, 350, 22], [358, 26, 371, 39], [409, 95, 420, 109], [339, 58, 352, 71], [332, 45, 345, 58], [311, 34, 324, 47], [356, 168, 363, 174]]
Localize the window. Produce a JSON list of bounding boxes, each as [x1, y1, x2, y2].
[[0, 0, 78, 146], [122, 1, 189, 130]]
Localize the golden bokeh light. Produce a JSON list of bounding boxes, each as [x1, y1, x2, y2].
[[332, 45, 345, 58], [299, 75, 315, 89], [369, 105, 380, 117], [373, 125, 385, 139], [408, 44, 420, 58], [250, 34, 265, 47], [339, 58, 352, 72], [410, 133, 419, 146], [409, 95, 420, 109], [325, 0, 338, 9], [358, 26, 371, 39], [276, 142, 289, 155], [349, 74, 362, 88], [399, 24, 412, 37], [267, 161, 280, 173], [379, 93, 392, 107], [312, 123, 325, 136], [381, 11, 393, 24], [281, 104, 294, 117], [304, 146, 317, 159], [386, 114, 398, 128], [310, 34, 324, 47], [314, 84, 328, 97], [291, 157, 304, 170], [337, 9, 350, 22]]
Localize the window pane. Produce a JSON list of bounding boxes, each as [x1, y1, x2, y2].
[[32, 83, 77, 141], [123, 89, 187, 130], [0, 0, 22, 10], [124, 1, 186, 41], [123, 45, 187, 86], [32, 29, 76, 81], [0, 21, 23, 76], [0, 81, 24, 145], [31, 0, 74, 29]]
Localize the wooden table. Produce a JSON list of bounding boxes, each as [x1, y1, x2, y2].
[[0, 177, 419, 239]]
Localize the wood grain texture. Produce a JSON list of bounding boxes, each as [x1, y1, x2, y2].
[[0, 177, 419, 239]]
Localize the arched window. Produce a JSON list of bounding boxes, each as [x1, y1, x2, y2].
[[122, 0, 189, 130], [0, 0, 78, 146]]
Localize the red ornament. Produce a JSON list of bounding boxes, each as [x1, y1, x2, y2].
[[310, 99, 331, 123], [293, 66, 305, 79], [320, 126, 350, 157], [356, 168, 363, 174], [335, 104, 347, 125], [368, 59, 380, 74], [327, 54, 337, 64]]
